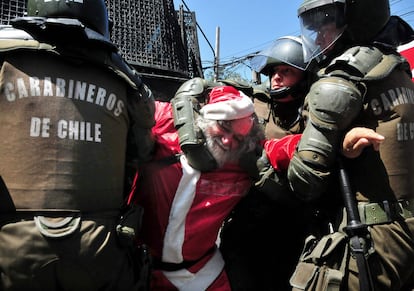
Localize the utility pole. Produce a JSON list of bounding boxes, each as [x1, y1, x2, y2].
[[252, 71, 261, 85], [214, 26, 220, 81]]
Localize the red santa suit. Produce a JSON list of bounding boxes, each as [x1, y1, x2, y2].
[[135, 87, 299, 290]]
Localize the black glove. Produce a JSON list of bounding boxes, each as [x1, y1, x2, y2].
[[239, 147, 289, 202]]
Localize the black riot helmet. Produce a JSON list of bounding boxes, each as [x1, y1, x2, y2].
[[251, 36, 307, 75], [27, 0, 110, 39], [250, 36, 313, 103], [298, 0, 390, 63]]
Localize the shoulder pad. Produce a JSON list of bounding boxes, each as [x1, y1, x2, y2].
[[108, 52, 143, 90], [0, 25, 33, 40], [0, 25, 52, 52], [321, 46, 405, 81], [218, 79, 254, 97], [11, 17, 116, 51]]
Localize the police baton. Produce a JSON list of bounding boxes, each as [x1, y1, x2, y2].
[[337, 157, 375, 291]]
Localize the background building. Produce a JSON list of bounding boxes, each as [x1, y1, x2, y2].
[[398, 40, 414, 81], [0, 0, 203, 100]]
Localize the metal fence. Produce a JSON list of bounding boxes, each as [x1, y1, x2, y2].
[[0, 0, 202, 80]]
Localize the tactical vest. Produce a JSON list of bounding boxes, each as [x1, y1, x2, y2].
[[323, 46, 414, 201], [0, 25, 153, 211]]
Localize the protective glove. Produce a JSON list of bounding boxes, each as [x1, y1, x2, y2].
[[239, 146, 289, 202]]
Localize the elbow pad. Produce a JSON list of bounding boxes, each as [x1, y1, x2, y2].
[[288, 77, 363, 200], [174, 77, 220, 103], [171, 78, 217, 171]]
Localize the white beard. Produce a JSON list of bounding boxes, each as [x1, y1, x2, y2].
[[205, 135, 239, 168]]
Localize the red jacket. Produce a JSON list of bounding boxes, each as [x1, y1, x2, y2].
[[134, 101, 299, 290]]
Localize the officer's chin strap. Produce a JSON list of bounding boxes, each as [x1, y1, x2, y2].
[[338, 157, 375, 291]]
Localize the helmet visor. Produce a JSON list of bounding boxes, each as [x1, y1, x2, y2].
[[299, 4, 346, 62], [250, 54, 271, 74]]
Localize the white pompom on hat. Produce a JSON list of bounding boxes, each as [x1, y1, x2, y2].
[[200, 86, 254, 120]]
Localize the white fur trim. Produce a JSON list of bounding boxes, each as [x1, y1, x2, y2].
[[200, 92, 254, 120]]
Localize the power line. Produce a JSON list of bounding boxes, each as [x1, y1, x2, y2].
[[228, 3, 414, 79], [189, 1, 414, 77]]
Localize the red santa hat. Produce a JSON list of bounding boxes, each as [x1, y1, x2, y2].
[[200, 86, 254, 120]]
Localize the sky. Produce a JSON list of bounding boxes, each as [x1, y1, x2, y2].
[[173, 0, 414, 80]]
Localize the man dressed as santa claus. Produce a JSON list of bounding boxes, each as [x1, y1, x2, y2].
[[132, 84, 384, 291]]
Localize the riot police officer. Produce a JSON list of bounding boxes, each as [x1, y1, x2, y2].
[[219, 36, 317, 291], [0, 0, 154, 290], [250, 35, 316, 138], [288, 0, 414, 290]]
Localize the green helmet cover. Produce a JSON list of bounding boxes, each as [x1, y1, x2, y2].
[[27, 0, 110, 38]]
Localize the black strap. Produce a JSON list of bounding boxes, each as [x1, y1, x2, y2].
[[155, 154, 181, 166], [153, 247, 215, 272], [0, 176, 15, 212], [153, 258, 199, 272]]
